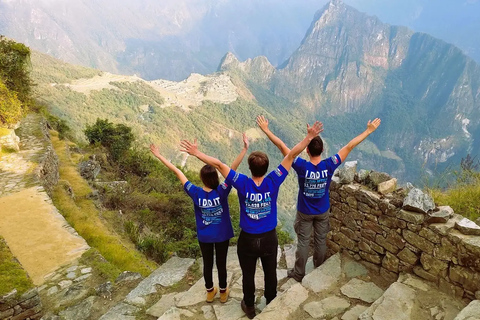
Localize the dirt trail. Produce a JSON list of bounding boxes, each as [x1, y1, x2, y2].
[[0, 114, 89, 285], [0, 187, 89, 285]]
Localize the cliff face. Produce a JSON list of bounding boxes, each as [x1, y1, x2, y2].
[[273, 1, 410, 113], [219, 0, 480, 181]]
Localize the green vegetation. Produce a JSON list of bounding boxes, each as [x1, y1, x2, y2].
[[0, 81, 23, 125], [30, 50, 101, 84], [0, 237, 34, 297], [431, 155, 480, 221], [50, 130, 157, 279], [0, 36, 33, 126], [85, 118, 134, 161], [0, 36, 32, 103]]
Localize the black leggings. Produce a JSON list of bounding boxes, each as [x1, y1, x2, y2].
[[237, 229, 278, 307], [199, 239, 230, 289]]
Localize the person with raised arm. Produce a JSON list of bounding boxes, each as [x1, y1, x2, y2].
[[257, 115, 381, 282], [180, 121, 323, 319], [149, 133, 249, 304]]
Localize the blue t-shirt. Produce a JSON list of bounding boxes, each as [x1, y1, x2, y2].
[[184, 181, 234, 243], [292, 154, 342, 215], [226, 165, 288, 234]]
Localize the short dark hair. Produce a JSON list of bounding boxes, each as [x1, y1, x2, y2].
[[200, 165, 219, 189], [307, 136, 323, 157], [248, 151, 269, 177]]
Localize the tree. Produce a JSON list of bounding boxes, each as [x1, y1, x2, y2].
[[0, 36, 33, 103], [85, 118, 134, 160]]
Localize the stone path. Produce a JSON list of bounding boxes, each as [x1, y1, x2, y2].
[[0, 114, 45, 195], [123, 249, 474, 320], [0, 114, 89, 285]]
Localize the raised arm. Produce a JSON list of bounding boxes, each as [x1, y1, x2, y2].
[[150, 144, 188, 185], [280, 121, 323, 171], [231, 133, 249, 171], [338, 118, 381, 162], [180, 139, 231, 178], [257, 115, 290, 157]]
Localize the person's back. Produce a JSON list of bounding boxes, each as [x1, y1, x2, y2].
[[184, 179, 234, 243], [293, 153, 341, 215], [180, 121, 323, 319], [257, 115, 381, 282]]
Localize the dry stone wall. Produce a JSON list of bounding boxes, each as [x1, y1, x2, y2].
[[33, 118, 59, 195], [0, 289, 42, 320], [327, 168, 480, 301]]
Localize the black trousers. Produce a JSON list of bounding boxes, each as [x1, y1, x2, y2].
[[237, 229, 278, 307], [199, 239, 230, 289]]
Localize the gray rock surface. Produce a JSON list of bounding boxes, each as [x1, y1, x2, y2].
[[368, 171, 392, 187], [115, 271, 143, 284], [427, 206, 454, 223], [304, 296, 350, 318], [356, 169, 370, 183], [95, 282, 112, 299], [212, 299, 245, 320], [146, 293, 178, 318], [342, 305, 369, 320], [453, 300, 480, 320], [58, 296, 96, 320], [98, 302, 138, 320], [125, 256, 194, 303], [255, 283, 309, 320], [378, 178, 397, 195], [344, 260, 368, 278], [340, 278, 384, 303], [359, 282, 416, 320], [339, 161, 357, 184], [402, 188, 435, 214], [78, 159, 101, 181], [157, 307, 194, 320], [303, 253, 342, 293], [455, 218, 480, 236]]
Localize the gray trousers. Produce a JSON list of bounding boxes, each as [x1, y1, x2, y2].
[[291, 210, 330, 280]]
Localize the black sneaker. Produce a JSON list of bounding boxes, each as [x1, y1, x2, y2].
[[241, 299, 256, 319], [287, 269, 303, 282]]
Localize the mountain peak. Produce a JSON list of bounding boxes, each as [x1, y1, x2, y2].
[[329, 0, 343, 7], [218, 52, 240, 71]]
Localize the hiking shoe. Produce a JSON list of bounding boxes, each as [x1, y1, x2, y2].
[[287, 269, 303, 282], [206, 287, 217, 303], [219, 288, 230, 303], [241, 299, 256, 319]]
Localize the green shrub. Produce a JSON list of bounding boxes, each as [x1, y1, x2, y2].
[[0, 36, 33, 103], [45, 113, 71, 140], [0, 81, 23, 126], [85, 118, 134, 161]]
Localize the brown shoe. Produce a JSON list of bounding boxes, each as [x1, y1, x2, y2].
[[241, 299, 256, 319], [219, 288, 230, 303], [206, 287, 217, 303]]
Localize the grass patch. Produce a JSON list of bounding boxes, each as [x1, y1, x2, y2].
[[431, 182, 480, 221], [0, 237, 34, 297], [0, 127, 11, 136], [79, 248, 122, 282], [50, 130, 157, 279]]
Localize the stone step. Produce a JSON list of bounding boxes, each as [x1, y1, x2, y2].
[[359, 273, 467, 320], [101, 249, 476, 320]]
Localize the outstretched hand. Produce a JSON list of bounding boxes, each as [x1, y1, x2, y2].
[[149, 144, 161, 158], [242, 132, 249, 149], [367, 118, 381, 133], [306, 121, 324, 139], [180, 139, 199, 156], [256, 115, 269, 132]]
